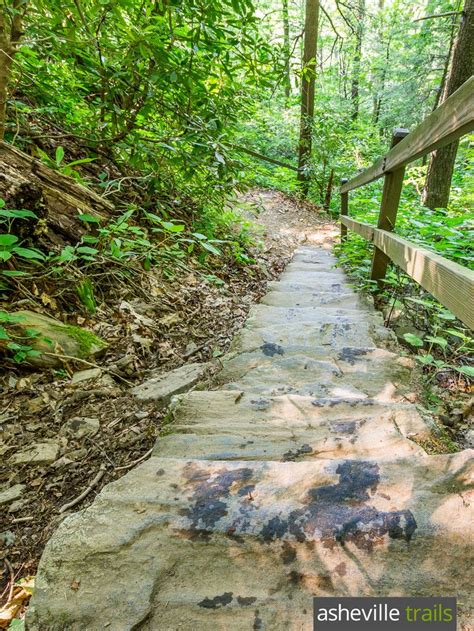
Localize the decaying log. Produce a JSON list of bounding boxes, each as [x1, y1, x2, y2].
[[0, 140, 114, 247]]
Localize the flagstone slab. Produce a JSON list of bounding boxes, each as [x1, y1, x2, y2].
[[28, 452, 474, 630]]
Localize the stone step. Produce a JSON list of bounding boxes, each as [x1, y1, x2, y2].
[[261, 290, 370, 309], [221, 346, 413, 384], [154, 391, 428, 461], [235, 321, 385, 351], [266, 279, 355, 293], [280, 271, 351, 285], [224, 353, 411, 401], [285, 262, 343, 273], [292, 251, 335, 263], [245, 305, 382, 329], [28, 452, 474, 630]]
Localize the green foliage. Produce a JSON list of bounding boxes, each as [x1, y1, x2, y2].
[[0, 311, 43, 363], [335, 162, 473, 380]]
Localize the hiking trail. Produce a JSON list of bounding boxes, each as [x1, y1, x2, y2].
[[27, 197, 473, 630]]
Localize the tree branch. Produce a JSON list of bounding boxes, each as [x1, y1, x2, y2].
[[413, 10, 464, 23]]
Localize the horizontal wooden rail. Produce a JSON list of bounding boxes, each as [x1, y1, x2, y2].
[[341, 217, 474, 329], [340, 216, 375, 241], [341, 76, 474, 193]]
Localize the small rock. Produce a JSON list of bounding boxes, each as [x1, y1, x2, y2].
[[0, 531, 15, 547], [10, 441, 60, 465], [0, 483, 25, 505], [71, 368, 102, 385], [134, 411, 149, 420], [63, 417, 100, 439], [8, 498, 28, 513], [131, 362, 211, 405], [464, 429, 474, 449], [27, 396, 47, 413], [440, 414, 455, 428]]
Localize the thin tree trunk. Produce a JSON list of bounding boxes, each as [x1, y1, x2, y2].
[[297, 0, 319, 195], [323, 168, 334, 211], [282, 0, 291, 101], [351, 0, 365, 121], [0, 0, 26, 140], [421, 0, 474, 208], [373, 36, 391, 126]]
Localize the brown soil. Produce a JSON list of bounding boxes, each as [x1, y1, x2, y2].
[[0, 189, 334, 624]]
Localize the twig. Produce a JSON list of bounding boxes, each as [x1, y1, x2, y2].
[[1, 558, 14, 604], [58, 465, 107, 513], [114, 447, 153, 471], [321, 3, 343, 41], [42, 353, 134, 386], [10, 516, 34, 524], [230, 143, 299, 172], [413, 10, 463, 22]]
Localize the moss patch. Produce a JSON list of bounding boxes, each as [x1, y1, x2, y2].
[[50, 323, 107, 357]]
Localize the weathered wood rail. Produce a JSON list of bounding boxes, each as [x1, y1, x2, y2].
[[340, 76, 474, 330]]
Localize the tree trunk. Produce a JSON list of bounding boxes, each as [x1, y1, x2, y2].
[[297, 0, 319, 195], [421, 0, 474, 208], [282, 0, 291, 101], [351, 0, 365, 121], [0, 1, 26, 140]]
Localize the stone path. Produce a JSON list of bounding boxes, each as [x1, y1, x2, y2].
[[28, 246, 473, 630]]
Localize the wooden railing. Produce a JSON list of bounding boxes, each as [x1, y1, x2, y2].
[[339, 76, 474, 330]]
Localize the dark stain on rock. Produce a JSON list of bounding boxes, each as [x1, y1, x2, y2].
[[288, 570, 302, 585], [338, 347, 368, 366], [317, 573, 334, 591], [198, 592, 233, 609], [181, 460, 417, 553], [282, 443, 313, 462], [260, 516, 288, 542], [284, 461, 417, 550], [238, 484, 256, 497], [334, 562, 347, 576], [156, 468, 165, 476], [330, 421, 356, 434], [237, 596, 257, 606], [183, 463, 253, 530], [261, 342, 284, 357], [250, 398, 270, 411], [253, 610, 263, 630], [280, 542, 297, 564]]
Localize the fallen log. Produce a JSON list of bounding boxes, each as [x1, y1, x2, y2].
[[0, 140, 114, 247]]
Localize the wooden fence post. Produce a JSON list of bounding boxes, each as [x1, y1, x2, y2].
[[340, 178, 348, 241], [370, 127, 409, 283]]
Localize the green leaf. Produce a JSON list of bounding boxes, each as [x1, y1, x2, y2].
[[1, 269, 28, 276], [0, 208, 38, 220], [78, 213, 101, 224], [14, 247, 46, 260], [55, 146, 65, 166], [0, 251, 12, 261], [161, 221, 185, 233], [65, 157, 96, 167], [77, 246, 99, 255], [201, 241, 221, 256], [0, 234, 19, 246], [403, 333, 424, 347], [456, 366, 474, 378], [425, 335, 448, 349]]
